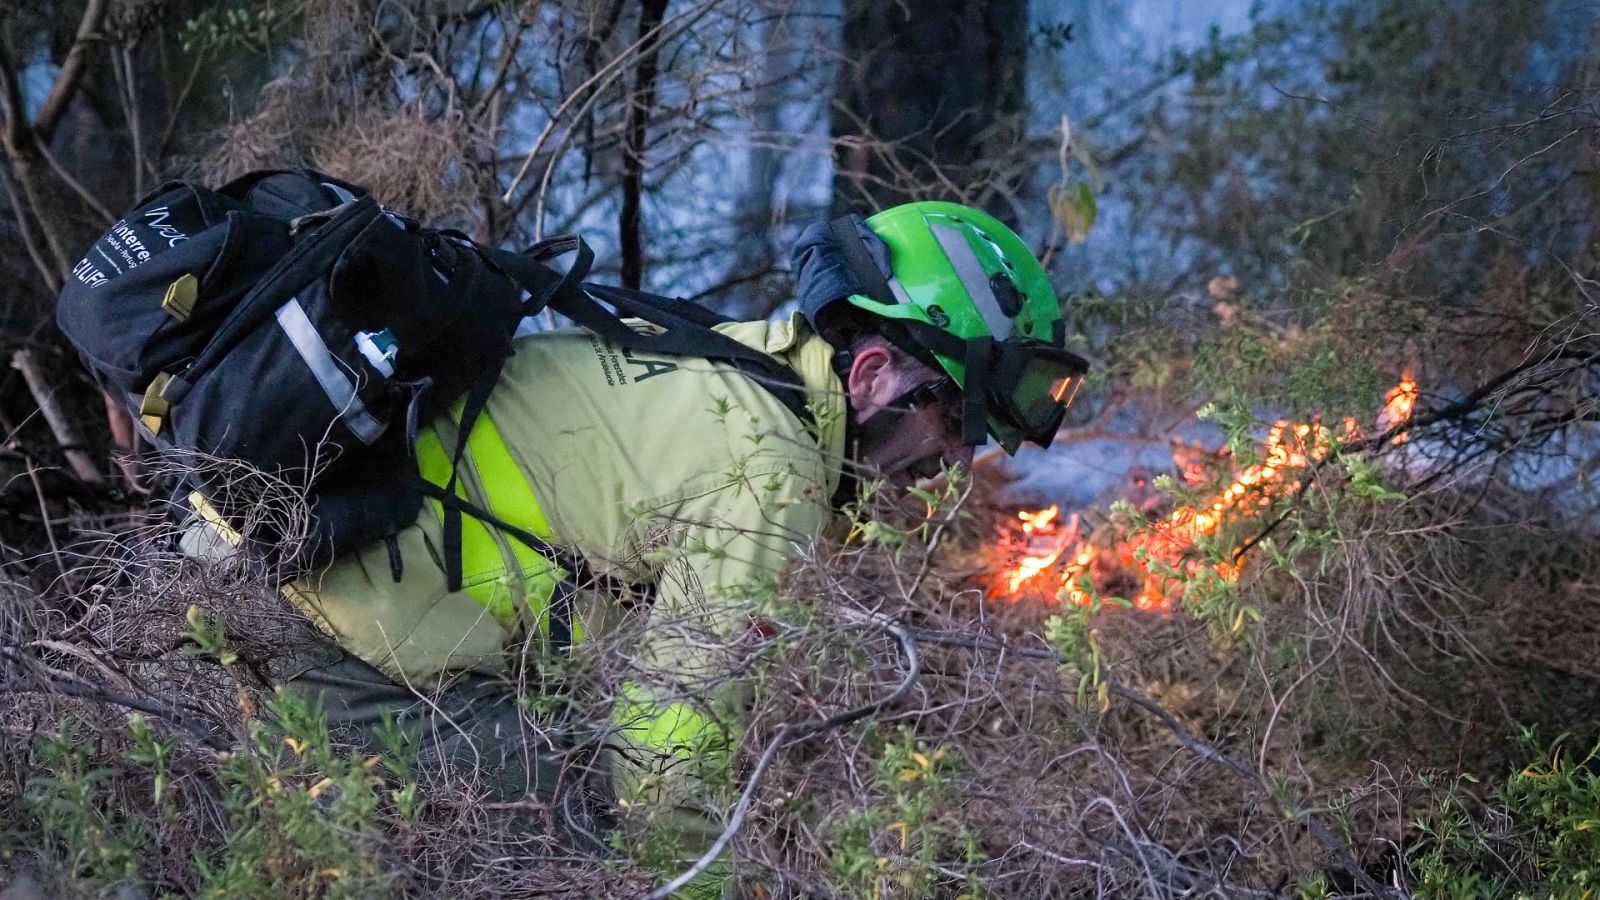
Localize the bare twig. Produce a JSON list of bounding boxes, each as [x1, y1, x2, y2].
[[469, 8, 530, 119], [0, 41, 28, 149], [30, 128, 116, 223], [113, 43, 149, 197], [505, 0, 724, 209], [33, 0, 111, 142], [11, 349, 103, 485], [642, 609, 921, 900], [103, 391, 148, 494], [24, 459, 65, 575], [619, 0, 669, 290], [0, 163, 61, 293], [155, 46, 208, 160], [17, 672, 233, 752]]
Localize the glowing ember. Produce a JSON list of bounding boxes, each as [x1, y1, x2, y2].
[[1378, 373, 1418, 443], [1018, 506, 1059, 535], [1001, 506, 1078, 593], [991, 375, 1420, 612]]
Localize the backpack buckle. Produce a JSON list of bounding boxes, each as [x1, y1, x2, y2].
[[161, 274, 197, 321], [140, 372, 172, 433]]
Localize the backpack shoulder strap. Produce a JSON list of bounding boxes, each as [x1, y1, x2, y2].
[[579, 282, 817, 429], [418, 480, 581, 652], [583, 282, 733, 328], [489, 241, 817, 433]]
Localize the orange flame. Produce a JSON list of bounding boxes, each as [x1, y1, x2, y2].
[[1006, 546, 1065, 594], [1379, 373, 1418, 443], [1060, 544, 1098, 606], [1002, 506, 1076, 594], [992, 375, 1419, 612], [1019, 506, 1059, 534]]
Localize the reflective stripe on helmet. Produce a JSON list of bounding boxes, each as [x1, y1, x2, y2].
[[929, 223, 1015, 340], [887, 275, 914, 305]]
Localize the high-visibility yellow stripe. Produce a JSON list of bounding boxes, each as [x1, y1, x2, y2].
[[415, 408, 578, 643], [457, 410, 578, 643], [613, 683, 726, 764], [415, 428, 517, 630]]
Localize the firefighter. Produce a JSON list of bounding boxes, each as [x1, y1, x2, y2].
[[270, 201, 1087, 897]]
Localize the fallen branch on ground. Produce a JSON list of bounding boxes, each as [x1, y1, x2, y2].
[[11, 348, 102, 485]]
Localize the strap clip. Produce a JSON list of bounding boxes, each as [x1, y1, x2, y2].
[[161, 274, 197, 321], [140, 372, 172, 434]]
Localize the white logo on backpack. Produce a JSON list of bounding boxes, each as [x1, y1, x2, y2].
[[142, 206, 190, 247]]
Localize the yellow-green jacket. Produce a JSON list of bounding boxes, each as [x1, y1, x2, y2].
[[282, 314, 846, 888]]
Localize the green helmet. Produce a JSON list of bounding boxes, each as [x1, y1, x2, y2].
[[804, 201, 1088, 453]]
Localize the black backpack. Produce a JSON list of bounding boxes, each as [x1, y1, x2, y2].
[[58, 169, 814, 585]]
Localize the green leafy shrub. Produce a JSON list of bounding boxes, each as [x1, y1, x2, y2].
[[11, 688, 422, 899], [826, 726, 962, 898], [1410, 732, 1600, 899], [197, 688, 394, 897]]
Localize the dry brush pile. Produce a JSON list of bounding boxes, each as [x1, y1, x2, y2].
[[3, 321, 1600, 899]]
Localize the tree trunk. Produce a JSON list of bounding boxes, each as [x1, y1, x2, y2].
[[830, 0, 1028, 214], [718, 11, 798, 318], [620, 0, 670, 290]]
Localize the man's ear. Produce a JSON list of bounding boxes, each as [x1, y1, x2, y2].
[[846, 345, 902, 419]]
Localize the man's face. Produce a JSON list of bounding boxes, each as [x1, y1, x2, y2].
[[845, 344, 975, 486]]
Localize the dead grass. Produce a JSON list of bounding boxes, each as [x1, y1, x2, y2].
[[5, 427, 1600, 898]]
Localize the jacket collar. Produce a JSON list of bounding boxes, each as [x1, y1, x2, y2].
[[719, 313, 849, 489]]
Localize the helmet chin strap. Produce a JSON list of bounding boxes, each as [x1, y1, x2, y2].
[[960, 336, 994, 446]]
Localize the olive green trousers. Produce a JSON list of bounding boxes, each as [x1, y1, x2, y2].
[[279, 643, 608, 851]]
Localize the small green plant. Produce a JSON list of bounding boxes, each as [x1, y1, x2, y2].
[[126, 714, 178, 819], [14, 687, 417, 896], [1198, 396, 1266, 464], [373, 711, 424, 823], [1045, 604, 1109, 708], [842, 467, 969, 556], [181, 3, 285, 55], [1408, 787, 1510, 900], [1339, 453, 1408, 502], [198, 687, 391, 897], [827, 726, 960, 897], [183, 604, 239, 666], [1408, 731, 1600, 899], [23, 723, 146, 888]]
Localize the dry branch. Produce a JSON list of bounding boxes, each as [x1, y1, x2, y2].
[[102, 390, 147, 493], [33, 0, 111, 142], [11, 348, 103, 485], [907, 628, 1398, 899]]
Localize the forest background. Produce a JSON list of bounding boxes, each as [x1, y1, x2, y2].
[[2, 0, 1599, 897]]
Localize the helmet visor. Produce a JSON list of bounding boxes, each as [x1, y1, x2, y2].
[[989, 341, 1088, 451]]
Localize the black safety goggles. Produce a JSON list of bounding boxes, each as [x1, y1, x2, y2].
[[891, 340, 1087, 453], [877, 329, 1089, 454], [982, 340, 1088, 452]]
